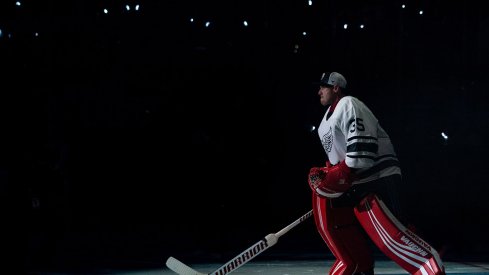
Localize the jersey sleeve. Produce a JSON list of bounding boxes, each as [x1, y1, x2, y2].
[[339, 97, 379, 169]]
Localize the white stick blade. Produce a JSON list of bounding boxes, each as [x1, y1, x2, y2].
[[166, 256, 207, 275]]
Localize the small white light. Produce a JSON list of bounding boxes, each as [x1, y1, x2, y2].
[[135, 4, 139, 11], [34, 32, 39, 37], [311, 125, 316, 132], [243, 21, 248, 27], [205, 21, 211, 27], [343, 24, 348, 29], [15, 1, 21, 6], [0, 29, 3, 38], [190, 18, 194, 22], [126, 5, 130, 11], [402, 4, 406, 8], [302, 31, 307, 36], [360, 24, 364, 29], [419, 10, 423, 15], [308, 0, 312, 6], [103, 8, 108, 14], [441, 132, 448, 140]]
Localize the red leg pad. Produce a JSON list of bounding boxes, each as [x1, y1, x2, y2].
[[313, 194, 374, 275], [354, 194, 445, 275]]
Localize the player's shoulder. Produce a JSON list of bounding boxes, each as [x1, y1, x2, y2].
[[338, 96, 367, 109]]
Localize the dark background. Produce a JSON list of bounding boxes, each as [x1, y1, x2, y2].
[[1, 0, 489, 273]]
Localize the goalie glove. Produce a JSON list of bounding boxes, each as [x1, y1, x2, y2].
[[308, 160, 352, 198]]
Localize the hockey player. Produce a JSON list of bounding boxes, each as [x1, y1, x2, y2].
[[308, 72, 445, 275]]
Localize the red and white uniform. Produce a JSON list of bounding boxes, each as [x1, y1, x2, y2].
[[313, 96, 445, 275]]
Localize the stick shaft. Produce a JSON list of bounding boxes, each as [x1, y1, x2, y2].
[[275, 210, 313, 238], [210, 209, 313, 275], [166, 209, 313, 275]]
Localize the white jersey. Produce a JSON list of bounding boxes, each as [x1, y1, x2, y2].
[[317, 96, 401, 184]]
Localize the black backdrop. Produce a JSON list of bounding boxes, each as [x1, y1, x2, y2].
[[1, 0, 488, 272]]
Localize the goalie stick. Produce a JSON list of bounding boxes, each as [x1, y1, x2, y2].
[[166, 209, 313, 275]]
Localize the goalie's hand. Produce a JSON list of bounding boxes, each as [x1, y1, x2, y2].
[[308, 167, 328, 191], [308, 161, 352, 198], [308, 160, 333, 191]]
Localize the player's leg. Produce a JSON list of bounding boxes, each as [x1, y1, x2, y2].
[[312, 194, 374, 275], [354, 194, 445, 275], [329, 259, 344, 275]]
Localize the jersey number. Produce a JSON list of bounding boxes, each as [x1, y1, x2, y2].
[[350, 118, 365, 132]]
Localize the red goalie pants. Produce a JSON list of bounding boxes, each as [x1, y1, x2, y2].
[[313, 194, 445, 275]]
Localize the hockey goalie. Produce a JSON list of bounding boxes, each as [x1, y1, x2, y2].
[[308, 72, 445, 275]]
